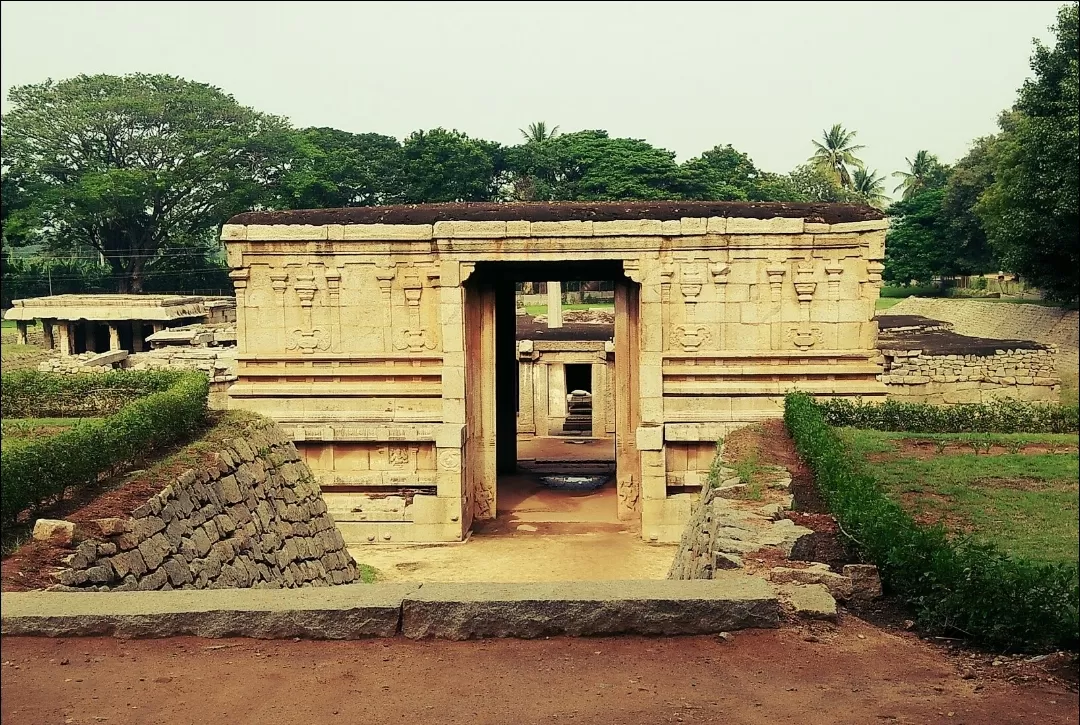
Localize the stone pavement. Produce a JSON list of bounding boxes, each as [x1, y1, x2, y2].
[[1, 576, 780, 640]]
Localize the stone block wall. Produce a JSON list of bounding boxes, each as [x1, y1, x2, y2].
[[55, 418, 361, 591], [882, 298, 1079, 369], [880, 346, 1059, 404]]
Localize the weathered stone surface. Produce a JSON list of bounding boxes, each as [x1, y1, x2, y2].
[[843, 564, 883, 602], [1, 584, 418, 639], [53, 419, 359, 592], [777, 583, 838, 622], [401, 577, 779, 640], [769, 565, 853, 601], [32, 519, 75, 547]]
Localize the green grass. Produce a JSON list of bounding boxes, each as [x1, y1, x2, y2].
[[875, 297, 904, 310], [523, 303, 614, 316], [357, 563, 379, 583], [842, 428, 1079, 565], [1, 417, 103, 451]]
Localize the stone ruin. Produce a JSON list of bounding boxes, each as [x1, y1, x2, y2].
[[218, 200, 890, 545], [876, 314, 1059, 403]]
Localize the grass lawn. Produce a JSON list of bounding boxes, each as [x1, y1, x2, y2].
[[523, 302, 614, 316], [0, 417, 100, 450], [875, 298, 903, 310], [841, 428, 1079, 565]]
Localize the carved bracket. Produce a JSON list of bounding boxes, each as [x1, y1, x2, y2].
[[786, 324, 823, 350], [793, 260, 817, 304], [287, 328, 330, 354], [670, 324, 712, 352], [622, 259, 645, 284], [825, 259, 844, 299], [765, 261, 787, 302], [394, 327, 436, 353]]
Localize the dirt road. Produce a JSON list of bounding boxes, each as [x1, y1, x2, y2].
[[2, 618, 1075, 725]]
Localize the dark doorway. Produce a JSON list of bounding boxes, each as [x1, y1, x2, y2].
[[565, 363, 592, 394]]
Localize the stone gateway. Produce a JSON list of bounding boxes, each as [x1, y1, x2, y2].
[[220, 201, 888, 544]]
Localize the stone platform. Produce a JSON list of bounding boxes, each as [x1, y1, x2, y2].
[[2, 577, 782, 640]]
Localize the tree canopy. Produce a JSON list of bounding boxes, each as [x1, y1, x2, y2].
[[1, 73, 289, 292], [977, 2, 1079, 302]]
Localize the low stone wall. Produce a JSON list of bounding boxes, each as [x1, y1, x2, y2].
[[668, 475, 809, 580], [880, 346, 1059, 403], [56, 418, 360, 591], [125, 346, 237, 385], [882, 298, 1079, 369], [36, 351, 119, 374]]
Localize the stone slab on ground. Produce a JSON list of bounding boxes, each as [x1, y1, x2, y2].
[[776, 583, 838, 623], [401, 575, 780, 640], [1, 584, 419, 640]]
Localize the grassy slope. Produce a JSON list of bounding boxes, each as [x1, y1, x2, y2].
[[841, 428, 1079, 565]]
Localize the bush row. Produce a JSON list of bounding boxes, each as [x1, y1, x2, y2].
[[1, 371, 209, 530], [818, 397, 1079, 434], [0, 369, 189, 418], [784, 392, 1079, 652]]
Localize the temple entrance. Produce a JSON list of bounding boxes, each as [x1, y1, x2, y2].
[[463, 261, 641, 532]]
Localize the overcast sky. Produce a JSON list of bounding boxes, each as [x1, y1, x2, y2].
[[0, 1, 1064, 193]]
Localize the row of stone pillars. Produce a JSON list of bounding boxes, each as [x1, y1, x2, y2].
[[17, 319, 165, 355]]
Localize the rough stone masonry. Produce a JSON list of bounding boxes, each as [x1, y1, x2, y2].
[[54, 418, 360, 591]]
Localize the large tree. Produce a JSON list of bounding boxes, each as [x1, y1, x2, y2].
[[978, 2, 1079, 302], [892, 150, 949, 200], [277, 127, 404, 209], [1, 74, 292, 292], [809, 123, 864, 189], [400, 128, 504, 203], [883, 189, 952, 286], [513, 130, 690, 201], [940, 135, 1000, 275], [680, 144, 763, 201]]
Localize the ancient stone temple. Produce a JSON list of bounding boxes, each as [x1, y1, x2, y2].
[[220, 202, 888, 544]]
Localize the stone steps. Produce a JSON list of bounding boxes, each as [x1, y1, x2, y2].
[[1, 576, 781, 641]]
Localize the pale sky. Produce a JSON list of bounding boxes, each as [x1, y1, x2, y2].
[[0, 0, 1064, 193]]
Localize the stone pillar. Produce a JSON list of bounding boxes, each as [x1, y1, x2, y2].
[[57, 322, 74, 356], [15, 321, 28, 345], [41, 320, 54, 350], [547, 281, 563, 328], [108, 323, 122, 351], [548, 362, 567, 428], [152, 323, 165, 334], [532, 361, 550, 436], [591, 361, 606, 439]]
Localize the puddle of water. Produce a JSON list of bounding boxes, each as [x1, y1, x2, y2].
[[538, 474, 610, 491]]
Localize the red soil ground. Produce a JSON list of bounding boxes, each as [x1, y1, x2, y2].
[[2, 619, 1076, 725]]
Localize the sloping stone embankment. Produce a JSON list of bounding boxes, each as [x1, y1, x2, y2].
[[55, 419, 360, 591]]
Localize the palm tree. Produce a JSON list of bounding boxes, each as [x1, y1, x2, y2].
[[851, 166, 889, 208], [892, 150, 944, 199], [520, 121, 560, 144], [809, 123, 865, 189]]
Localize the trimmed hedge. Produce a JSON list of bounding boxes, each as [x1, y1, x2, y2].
[[1, 371, 209, 529], [785, 392, 1079, 652], [0, 369, 191, 418], [818, 397, 1079, 434]]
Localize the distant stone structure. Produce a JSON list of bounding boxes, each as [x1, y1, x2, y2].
[[515, 314, 615, 438], [219, 201, 889, 544], [876, 314, 1059, 403], [4, 294, 235, 355]]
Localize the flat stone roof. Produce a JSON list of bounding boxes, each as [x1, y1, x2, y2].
[[4, 294, 233, 322], [228, 201, 884, 227], [517, 319, 613, 342]]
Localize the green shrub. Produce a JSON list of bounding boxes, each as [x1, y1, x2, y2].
[[879, 285, 942, 299], [0, 371, 209, 529], [818, 397, 1078, 434], [0, 369, 187, 418], [785, 392, 1079, 652]]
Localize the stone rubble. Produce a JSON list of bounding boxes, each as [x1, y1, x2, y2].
[[50, 418, 360, 591]]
